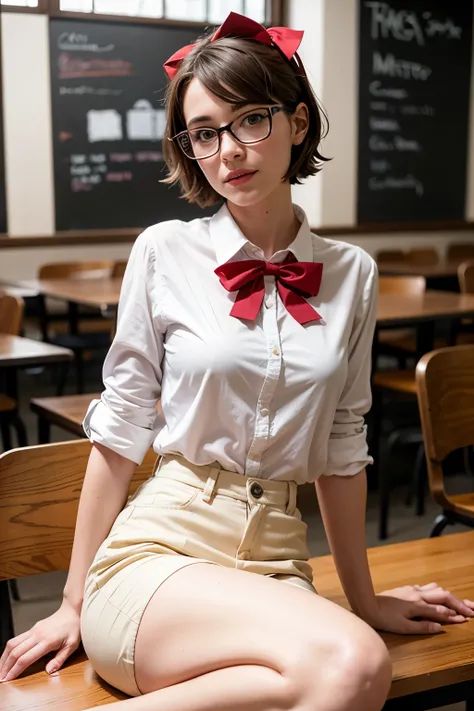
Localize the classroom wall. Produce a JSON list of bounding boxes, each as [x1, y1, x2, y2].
[[1, 3, 474, 279]]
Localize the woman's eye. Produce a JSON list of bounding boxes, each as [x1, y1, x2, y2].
[[242, 113, 265, 127], [194, 129, 216, 143]]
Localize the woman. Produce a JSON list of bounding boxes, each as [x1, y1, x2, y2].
[[1, 12, 473, 711]]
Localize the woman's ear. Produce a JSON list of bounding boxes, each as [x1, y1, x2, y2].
[[291, 102, 310, 146]]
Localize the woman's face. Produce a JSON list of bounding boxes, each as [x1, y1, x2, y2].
[[182, 78, 309, 208]]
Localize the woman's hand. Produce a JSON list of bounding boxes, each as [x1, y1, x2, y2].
[[363, 582, 474, 635], [0, 599, 81, 683]]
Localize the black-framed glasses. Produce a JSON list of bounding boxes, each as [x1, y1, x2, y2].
[[169, 105, 290, 160]]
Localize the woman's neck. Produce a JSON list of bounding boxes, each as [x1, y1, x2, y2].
[[227, 183, 301, 261]]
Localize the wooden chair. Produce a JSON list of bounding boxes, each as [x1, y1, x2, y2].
[[38, 261, 115, 393], [376, 249, 405, 264], [407, 248, 439, 266], [447, 243, 474, 261], [458, 260, 474, 294], [0, 440, 156, 656], [1, 441, 474, 709], [0, 293, 27, 453], [111, 260, 128, 279], [416, 345, 474, 537]]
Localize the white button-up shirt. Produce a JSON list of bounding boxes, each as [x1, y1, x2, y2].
[[83, 203, 378, 484]]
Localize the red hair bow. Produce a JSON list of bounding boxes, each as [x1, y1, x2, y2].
[[163, 11, 304, 80]]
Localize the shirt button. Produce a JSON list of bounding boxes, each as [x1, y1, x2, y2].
[[260, 408, 269, 417], [272, 345, 280, 356], [250, 482, 263, 499], [265, 296, 274, 308]]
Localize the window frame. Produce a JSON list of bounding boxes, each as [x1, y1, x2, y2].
[[0, 0, 283, 25]]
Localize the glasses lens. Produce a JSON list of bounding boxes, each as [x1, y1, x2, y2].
[[186, 128, 219, 159], [233, 109, 271, 144]]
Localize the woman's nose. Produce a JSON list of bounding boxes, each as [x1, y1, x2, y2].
[[219, 130, 244, 161]]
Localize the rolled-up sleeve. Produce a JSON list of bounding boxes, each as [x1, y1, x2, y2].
[[83, 230, 164, 465], [323, 258, 378, 477]]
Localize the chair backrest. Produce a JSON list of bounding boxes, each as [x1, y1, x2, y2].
[[0, 440, 156, 581], [447, 243, 474, 261], [407, 248, 439, 265], [379, 275, 426, 296], [376, 249, 405, 264], [111, 260, 128, 279], [416, 345, 474, 508], [39, 261, 112, 280], [458, 260, 474, 294], [0, 292, 24, 335]]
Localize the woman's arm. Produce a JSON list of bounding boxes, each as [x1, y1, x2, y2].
[[315, 468, 375, 619], [63, 443, 136, 613]]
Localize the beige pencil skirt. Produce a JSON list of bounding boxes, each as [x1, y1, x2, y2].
[[80, 454, 315, 697]]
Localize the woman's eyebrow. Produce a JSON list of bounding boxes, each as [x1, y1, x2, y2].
[[187, 103, 252, 128]]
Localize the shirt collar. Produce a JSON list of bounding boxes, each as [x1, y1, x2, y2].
[[209, 203, 314, 266]]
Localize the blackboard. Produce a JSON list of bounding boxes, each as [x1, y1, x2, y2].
[[0, 14, 7, 234], [357, 1, 473, 223], [49, 19, 217, 231]]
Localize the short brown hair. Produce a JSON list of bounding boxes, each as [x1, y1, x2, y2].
[[161, 31, 329, 207]]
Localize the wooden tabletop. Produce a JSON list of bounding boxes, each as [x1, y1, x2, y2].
[[30, 393, 100, 436], [378, 260, 462, 278], [9, 279, 122, 309], [312, 530, 474, 699], [0, 335, 73, 368], [377, 290, 474, 327]]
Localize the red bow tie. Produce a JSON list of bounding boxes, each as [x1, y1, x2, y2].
[[215, 253, 323, 325]]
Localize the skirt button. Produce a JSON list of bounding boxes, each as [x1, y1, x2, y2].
[[250, 482, 263, 499]]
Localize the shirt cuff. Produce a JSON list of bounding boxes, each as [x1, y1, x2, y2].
[[322, 424, 373, 477], [82, 398, 155, 465]]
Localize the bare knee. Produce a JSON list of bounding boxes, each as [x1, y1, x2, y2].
[[284, 623, 392, 711]]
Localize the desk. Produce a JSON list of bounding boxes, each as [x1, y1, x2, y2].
[[378, 261, 462, 279], [11, 278, 122, 310], [312, 530, 474, 708], [31, 393, 99, 443], [0, 335, 73, 368]]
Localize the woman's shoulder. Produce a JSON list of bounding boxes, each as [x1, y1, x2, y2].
[[138, 214, 212, 253], [311, 232, 376, 281]]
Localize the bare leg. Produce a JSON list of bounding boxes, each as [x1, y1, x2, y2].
[[91, 564, 392, 711]]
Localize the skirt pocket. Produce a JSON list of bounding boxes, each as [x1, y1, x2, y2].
[[128, 475, 200, 510]]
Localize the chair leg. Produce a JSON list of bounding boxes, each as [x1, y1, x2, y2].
[[430, 512, 451, 537], [8, 579, 20, 601], [413, 444, 426, 516], [12, 415, 28, 448], [0, 580, 14, 655], [38, 416, 51, 444], [0, 420, 12, 452], [75, 351, 85, 394]]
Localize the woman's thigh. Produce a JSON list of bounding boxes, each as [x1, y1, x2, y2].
[[135, 562, 391, 696]]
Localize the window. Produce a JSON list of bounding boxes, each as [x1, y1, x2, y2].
[[1, 0, 39, 6], [57, 0, 268, 23]]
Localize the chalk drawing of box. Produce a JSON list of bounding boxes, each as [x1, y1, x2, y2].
[[126, 100, 166, 141]]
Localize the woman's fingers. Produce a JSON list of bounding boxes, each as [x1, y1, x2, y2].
[[401, 618, 441, 635], [0, 630, 32, 672], [2, 640, 52, 682], [45, 640, 79, 675], [415, 582, 439, 591], [410, 601, 464, 624], [421, 589, 474, 617]]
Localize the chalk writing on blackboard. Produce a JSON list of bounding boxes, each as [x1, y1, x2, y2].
[[357, 0, 472, 222]]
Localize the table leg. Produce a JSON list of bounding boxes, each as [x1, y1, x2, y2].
[[0, 580, 14, 655], [38, 416, 51, 445], [416, 321, 436, 360]]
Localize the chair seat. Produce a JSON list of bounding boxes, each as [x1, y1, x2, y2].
[[449, 492, 474, 515], [0, 394, 17, 413], [372, 369, 417, 394]]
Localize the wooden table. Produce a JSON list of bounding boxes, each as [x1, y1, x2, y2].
[[31, 393, 99, 443], [377, 290, 474, 358], [10, 278, 122, 310], [0, 335, 73, 368], [312, 530, 474, 709]]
